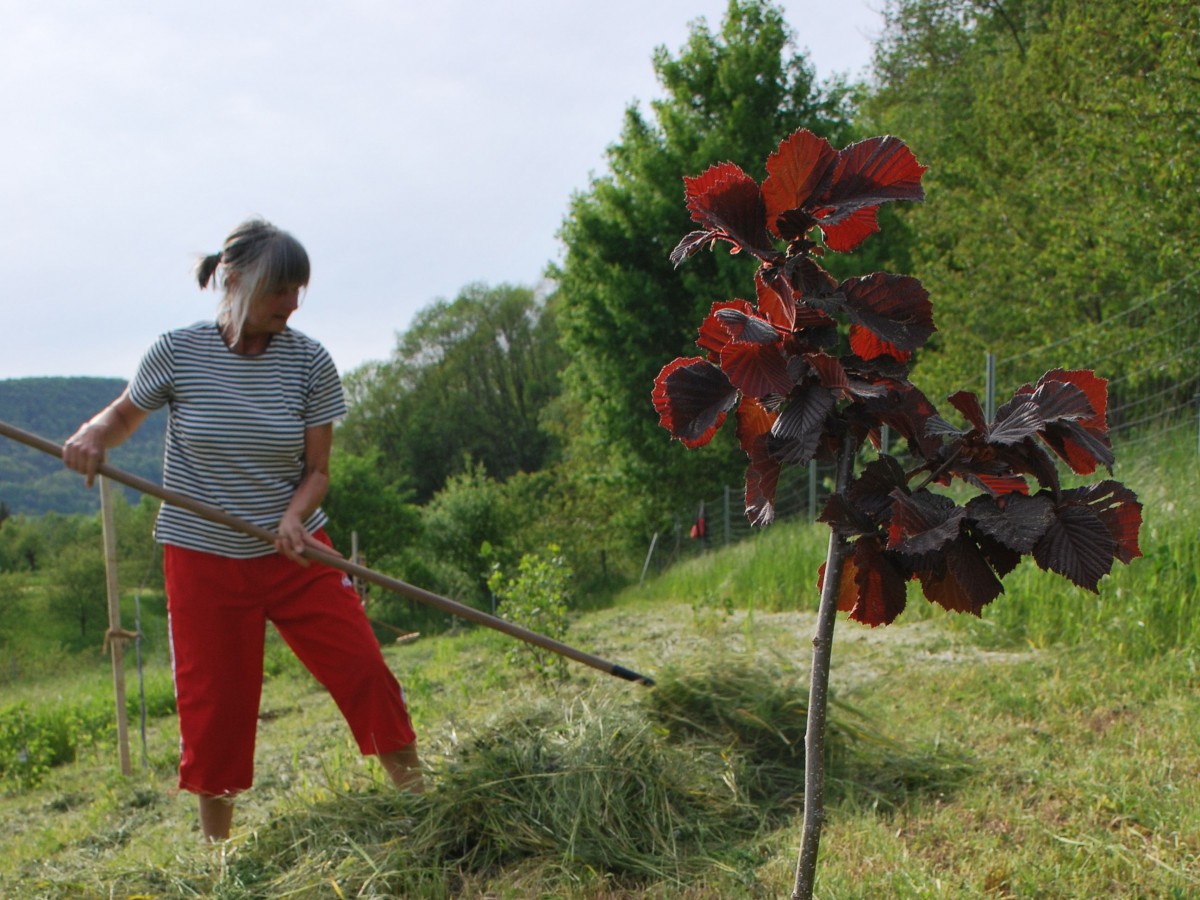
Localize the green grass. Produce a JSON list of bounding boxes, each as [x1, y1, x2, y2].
[[0, 443, 1197, 897]]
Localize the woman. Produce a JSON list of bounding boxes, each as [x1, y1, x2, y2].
[[63, 219, 422, 841]]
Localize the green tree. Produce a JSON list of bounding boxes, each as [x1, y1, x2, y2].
[[322, 448, 422, 560], [553, 0, 856, 533], [341, 283, 564, 503], [48, 543, 108, 641], [866, 0, 1200, 399]]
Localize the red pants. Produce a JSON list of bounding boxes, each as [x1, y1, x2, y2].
[[163, 532, 416, 796]]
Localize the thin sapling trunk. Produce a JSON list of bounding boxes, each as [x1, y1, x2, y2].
[[792, 433, 857, 900]]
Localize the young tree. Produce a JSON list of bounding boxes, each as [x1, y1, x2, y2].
[[555, 0, 859, 529], [653, 128, 1142, 897]]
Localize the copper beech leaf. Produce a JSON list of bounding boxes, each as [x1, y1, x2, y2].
[[813, 136, 928, 251], [678, 162, 777, 263], [769, 385, 834, 465], [737, 398, 781, 526], [966, 492, 1055, 553], [1061, 481, 1143, 564], [1032, 504, 1115, 593], [762, 129, 838, 237], [652, 358, 738, 449]]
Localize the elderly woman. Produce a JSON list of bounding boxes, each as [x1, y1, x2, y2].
[[63, 219, 421, 841]]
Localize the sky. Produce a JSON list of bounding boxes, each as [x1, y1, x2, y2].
[[1, 0, 883, 381]]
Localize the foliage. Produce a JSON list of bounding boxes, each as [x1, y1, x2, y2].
[[0, 674, 175, 794], [864, 0, 1200, 396], [340, 282, 564, 504], [554, 0, 860, 532], [655, 128, 1142, 623], [322, 447, 422, 559], [486, 545, 573, 682], [418, 461, 522, 609], [46, 544, 108, 642], [0, 377, 167, 515]]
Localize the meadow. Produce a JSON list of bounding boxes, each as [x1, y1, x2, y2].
[[0, 440, 1197, 898]]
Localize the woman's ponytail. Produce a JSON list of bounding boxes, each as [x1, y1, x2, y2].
[[196, 252, 222, 289]]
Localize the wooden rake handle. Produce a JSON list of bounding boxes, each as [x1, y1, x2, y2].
[[0, 418, 654, 686]]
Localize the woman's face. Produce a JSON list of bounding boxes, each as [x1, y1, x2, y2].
[[245, 285, 302, 337]]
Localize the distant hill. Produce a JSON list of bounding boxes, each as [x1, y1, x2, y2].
[[0, 377, 167, 515]]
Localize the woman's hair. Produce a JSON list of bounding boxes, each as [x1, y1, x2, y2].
[[196, 219, 310, 345]]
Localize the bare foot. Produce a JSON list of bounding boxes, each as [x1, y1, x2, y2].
[[379, 743, 425, 794]]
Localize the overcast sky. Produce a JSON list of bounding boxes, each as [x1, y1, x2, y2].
[[1, 0, 883, 382]]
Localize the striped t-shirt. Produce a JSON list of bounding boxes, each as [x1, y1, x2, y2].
[[127, 321, 347, 558]]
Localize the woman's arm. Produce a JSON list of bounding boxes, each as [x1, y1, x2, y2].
[[62, 391, 150, 487], [276, 422, 337, 564]]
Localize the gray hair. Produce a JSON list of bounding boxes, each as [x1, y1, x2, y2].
[[196, 219, 310, 345]]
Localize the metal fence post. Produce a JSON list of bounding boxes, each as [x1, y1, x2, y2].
[[723, 485, 731, 545], [985, 352, 997, 422]]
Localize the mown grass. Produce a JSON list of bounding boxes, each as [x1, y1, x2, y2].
[[0, 436, 1196, 897]]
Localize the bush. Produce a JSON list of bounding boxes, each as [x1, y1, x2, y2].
[[486, 546, 572, 682]]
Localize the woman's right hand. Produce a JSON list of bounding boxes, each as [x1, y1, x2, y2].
[[63, 421, 109, 488], [61, 392, 149, 488]]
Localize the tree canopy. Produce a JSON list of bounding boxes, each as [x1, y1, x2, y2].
[[339, 282, 564, 504], [866, 0, 1199, 400]]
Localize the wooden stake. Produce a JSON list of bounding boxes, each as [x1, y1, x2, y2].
[[99, 476, 133, 777]]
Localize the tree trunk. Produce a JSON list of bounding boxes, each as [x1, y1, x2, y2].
[[792, 433, 858, 900]]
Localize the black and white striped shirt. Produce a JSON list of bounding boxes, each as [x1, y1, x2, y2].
[[127, 321, 347, 558]]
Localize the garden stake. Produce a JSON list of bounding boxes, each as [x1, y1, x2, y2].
[[0, 419, 654, 686]]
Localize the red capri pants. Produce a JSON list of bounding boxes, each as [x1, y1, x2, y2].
[[163, 531, 416, 796]]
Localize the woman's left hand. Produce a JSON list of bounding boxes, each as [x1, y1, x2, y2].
[[275, 514, 339, 566]]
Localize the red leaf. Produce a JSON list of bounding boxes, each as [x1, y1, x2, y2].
[[850, 324, 911, 363], [1032, 372, 1112, 473], [670, 230, 715, 268], [887, 490, 966, 556], [1032, 504, 1115, 593], [947, 390, 988, 433], [848, 456, 909, 522], [737, 398, 780, 526], [973, 473, 1030, 496], [1068, 481, 1143, 564], [834, 274, 935, 352], [861, 380, 945, 459], [755, 270, 796, 331], [847, 536, 909, 627], [762, 129, 838, 236], [817, 558, 859, 613], [697, 300, 755, 358], [682, 162, 776, 261], [821, 207, 882, 253], [966, 492, 1055, 553], [804, 353, 852, 397], [652, 357, 739, 449], [769, 384, 835, 465], [1044, 369, 1108, 430], [917, 536, 1004, 615], [814, 136, 928, 252], [987, 397, 1045, 446], [721, 341, 793, 399]]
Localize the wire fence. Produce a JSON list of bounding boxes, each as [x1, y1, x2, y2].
[[645, 276, 1199, 579]]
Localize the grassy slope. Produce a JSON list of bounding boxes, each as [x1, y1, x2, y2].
[[1, 447, 1197, 898]]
